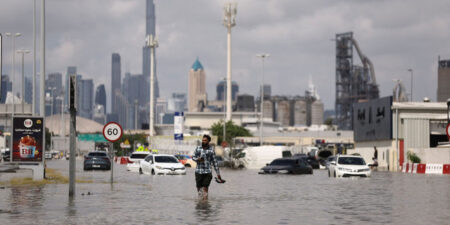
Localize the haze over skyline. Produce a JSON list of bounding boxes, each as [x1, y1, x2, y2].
[[1, 0, 450, 110]]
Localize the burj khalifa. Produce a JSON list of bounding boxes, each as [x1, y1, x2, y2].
[[143, 0, 160, 100]]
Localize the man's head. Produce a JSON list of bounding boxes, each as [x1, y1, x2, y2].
[[202, 135, 211, 147]]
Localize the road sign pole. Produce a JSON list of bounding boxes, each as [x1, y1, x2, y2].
[[103, 122, 122, 185], [110, 142, 114, 184], [69, 107, 76, 197]]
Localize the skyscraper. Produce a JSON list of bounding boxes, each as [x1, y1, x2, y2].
[[216, 80, 239, 101], [111, 53, 121, 114], [437, 59, 450, 102], [0, 75, 12, 103], [143, 0, 160, 100], [47, 72, 63, 97], [95, 84, 106, 113], [188, 58, 207, 112], [80, 79, 94, 119]]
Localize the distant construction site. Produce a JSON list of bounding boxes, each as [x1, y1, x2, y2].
[[335, 32, 379, 130]]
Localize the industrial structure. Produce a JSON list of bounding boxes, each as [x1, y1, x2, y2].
[[437, 58, 450, 102], [335, 32, 379, 130]]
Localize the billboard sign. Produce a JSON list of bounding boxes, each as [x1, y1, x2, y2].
[[12, 116, 45, 162], [174, 112, 184, 140], [353, 96, 393, 142]]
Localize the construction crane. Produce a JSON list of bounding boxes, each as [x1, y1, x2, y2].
[[393, 79, 408, 102], [350, 38, 377, 85]]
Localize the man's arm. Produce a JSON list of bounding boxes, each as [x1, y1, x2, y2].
[[192, 147, 200, 162], [210, 150, 220, 176]]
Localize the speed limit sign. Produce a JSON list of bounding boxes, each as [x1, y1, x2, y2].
[[103, 122, 123, 142], [446, 123, 450, 140]]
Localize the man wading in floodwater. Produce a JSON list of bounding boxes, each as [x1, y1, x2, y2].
[[192, 135, 224, 200]]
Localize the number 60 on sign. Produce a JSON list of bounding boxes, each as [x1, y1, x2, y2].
[[103, 122, 123, 142]]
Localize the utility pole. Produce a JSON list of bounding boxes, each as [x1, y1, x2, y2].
[[69, 75, 77, 197], [33, 0, 37, 115], [223, 2, 237, 121], [256, 54, 269, 146], [145, 34, 158, 144], [408, 68, 413, 102], [17, 49, 30, 113]]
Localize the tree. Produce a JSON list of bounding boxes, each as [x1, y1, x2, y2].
[[211, 120, 252, 146]]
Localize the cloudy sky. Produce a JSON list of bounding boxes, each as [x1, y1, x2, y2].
[[1, 0, 450, 111]]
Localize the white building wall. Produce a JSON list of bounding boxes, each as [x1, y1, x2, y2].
[[350, 140, 397, 171]]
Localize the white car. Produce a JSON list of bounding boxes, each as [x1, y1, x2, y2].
[[328, 155, 371, 178], [126, 151, 151, 172], [140, 154, 186, 175]]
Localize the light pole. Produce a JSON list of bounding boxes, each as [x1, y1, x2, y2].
[[5, 32, 21, 115], [222, 78, 227, 145], [256, 54, 269, 146], [33, 0, 37, 115], [223, 2, 237, 122], [408, 68, 413, 102], [17, 49, 30, 113], [145, 34, 158, 140]]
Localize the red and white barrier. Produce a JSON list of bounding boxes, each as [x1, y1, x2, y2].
[[402, 163, 450, 175], [113, 156, 131, 164]]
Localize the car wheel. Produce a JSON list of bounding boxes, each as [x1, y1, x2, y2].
[[139, 168, 143, 174], [328, 170, 331, 177], [334, 171, 336, 177], [185, 164, 191, 168], [151, 169, 155, 175]]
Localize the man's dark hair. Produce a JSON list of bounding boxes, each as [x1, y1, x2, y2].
[[203, 134, 211, 142]]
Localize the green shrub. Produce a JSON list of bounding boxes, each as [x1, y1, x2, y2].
[[407, 151, 421, 163]]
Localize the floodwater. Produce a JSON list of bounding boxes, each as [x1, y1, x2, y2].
[[0, 160, 449, 225]]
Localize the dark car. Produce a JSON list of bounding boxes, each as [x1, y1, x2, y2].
[[292, 154, 320, 169], [2, 150, 10, 162], [83, 151, 111, 170], [259, 158, 313, 175]]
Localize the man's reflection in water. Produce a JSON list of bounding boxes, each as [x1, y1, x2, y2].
[[195, 199, 216, 223]]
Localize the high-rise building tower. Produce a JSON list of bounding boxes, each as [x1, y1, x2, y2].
[[47, 73, 63, 97], [216, 80, 239, 101], [0, 75, 12, 103], [80, 79, 94, 119], [437, 59, 450, 102], [111, 53, 121, 114], [143, 0, 159, 100], [95, 84, 107, 114], [188, 58, 207, 112]]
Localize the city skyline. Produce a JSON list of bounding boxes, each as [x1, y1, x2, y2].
[[1, 0, 450, 110]]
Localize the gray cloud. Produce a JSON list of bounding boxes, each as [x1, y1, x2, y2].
[[1, 0, 450, 110]]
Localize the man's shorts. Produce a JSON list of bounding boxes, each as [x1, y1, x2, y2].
[[195, 173, 213, 188]]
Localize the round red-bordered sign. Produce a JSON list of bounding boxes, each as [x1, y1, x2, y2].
[[446, 123, 450, 140], [103, 122, 123, 142]]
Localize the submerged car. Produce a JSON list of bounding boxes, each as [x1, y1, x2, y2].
[[328, 155, 371, 178], [174, 154, 197, 168], [325, 155, 336, 169], [140, 154, 186, 175], [292, 154, 320, 169], [127, 151, 152, 172], [259, 158, 313, 175], [83, 151, 111, 170]]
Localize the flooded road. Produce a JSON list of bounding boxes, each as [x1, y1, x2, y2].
[[0, 160, 449, 224]]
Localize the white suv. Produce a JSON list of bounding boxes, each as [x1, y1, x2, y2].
[[328, 155, 371, 178]]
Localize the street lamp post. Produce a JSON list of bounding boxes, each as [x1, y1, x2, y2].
[[223, 2, 237, 122], [256, 54, 269, 146], [222, 78, 227, 144], [5, 32, 21, 115], [145, 34, 158, 141], [17, 49, 30, 113], [408, 68, 413, 102]]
